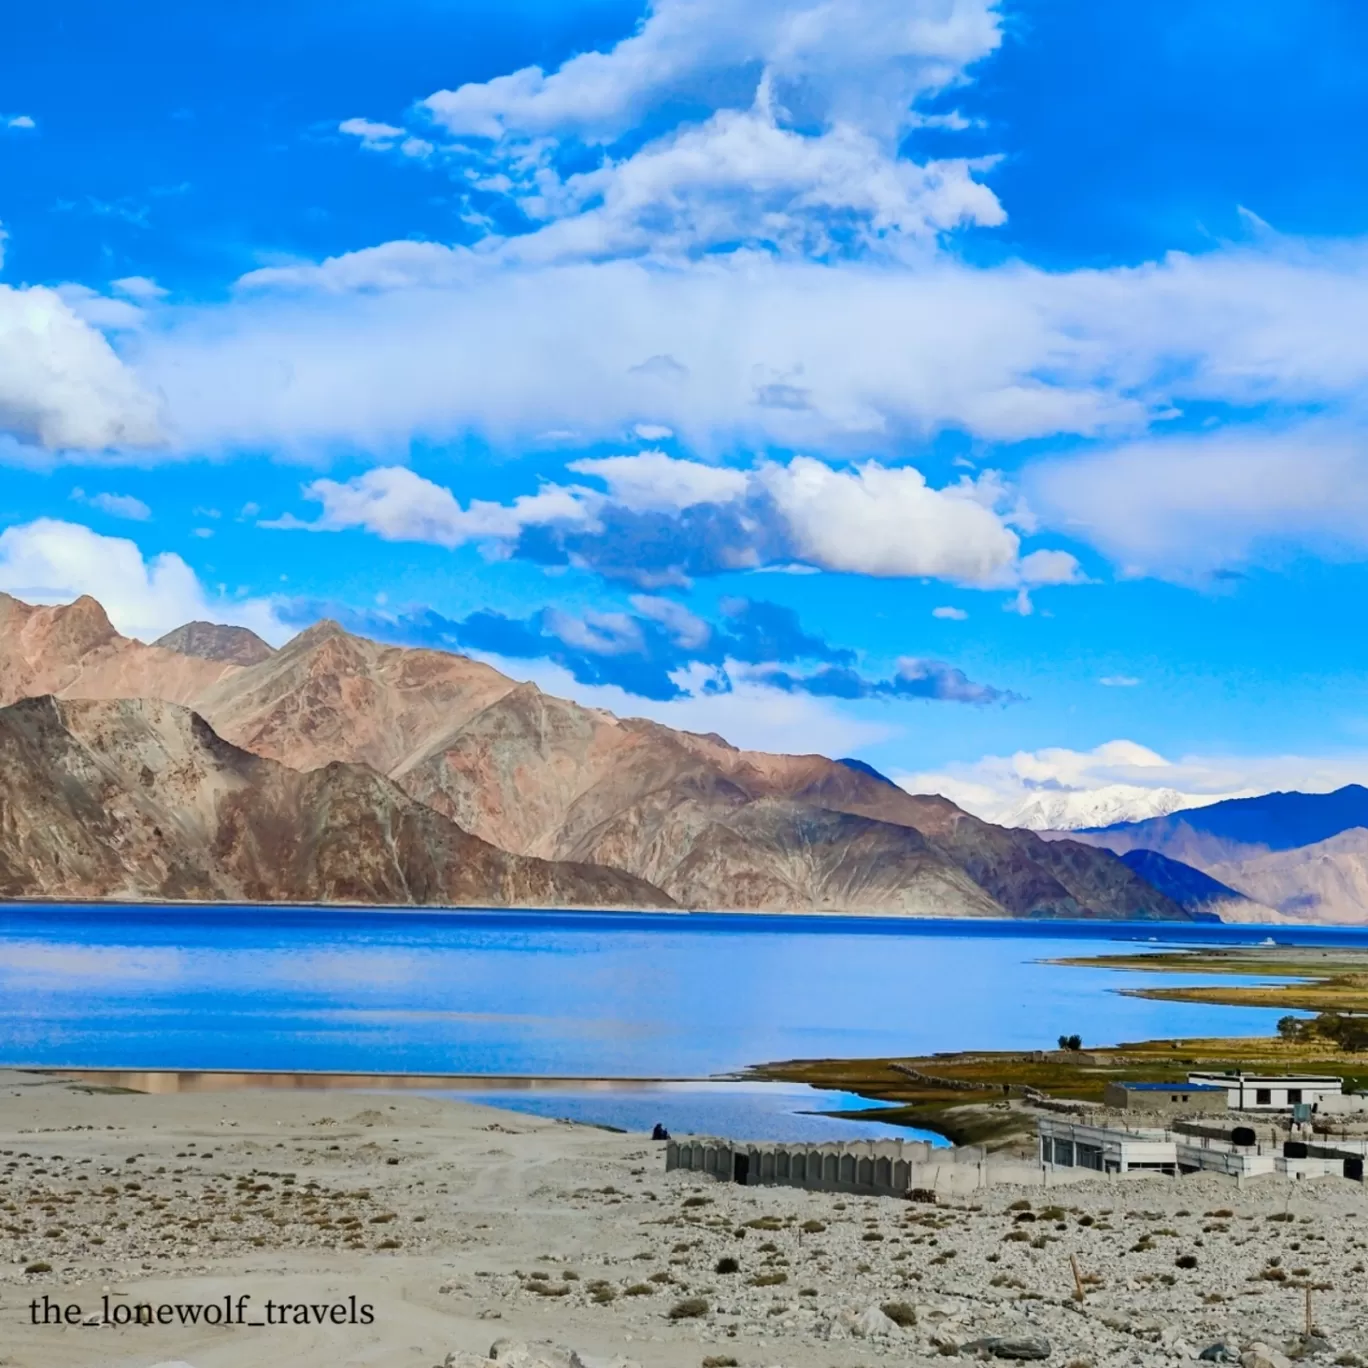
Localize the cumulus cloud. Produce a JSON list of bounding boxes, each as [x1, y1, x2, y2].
[[412, 0, 1003, 263], [294, 465, 592, 545], [5, 115, 35, 131], [423, 0, 1000, 145], [279, 453, 1075, 590], [0, 518, 288, 642], [757, 456, 1021, 581], [933, 605, 968, 619], [0, 285, 163, 451]]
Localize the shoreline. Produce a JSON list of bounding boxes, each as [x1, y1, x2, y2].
[[4, 897, 1357, 934]]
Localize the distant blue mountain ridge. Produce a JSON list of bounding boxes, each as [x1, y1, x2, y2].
[[1082, 783, 1368, 852], [1117, 849, 1245, 922]]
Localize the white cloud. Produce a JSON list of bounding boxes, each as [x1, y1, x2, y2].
[[280, 454, 1076, 589], [422, 0, 1001, 146], [0, 284, 163, 451], [111, 276, 168, 302], [497, 103, 1003, 265], [295, 465, 593, 546], [0, 518, 288, 643], [543, 607, 645, 655], [339, 117, 406, 148], [1018, 547, 1084, 585], [134, 251, 1170, 460], [932, 605, 968, 620], [758, 456, 1020, 582], [5, 115, 35, 131], [629, 594, 712, 648], [898, 738, 1368, 829], [54, 283, 147, 331], [337, 1, 1005, 267], [1099, 675, 1140, 687], [570, 450, 748, 512], [632, 423, 673, 440], [70, 488, 151, 521], [1026, 421, 1368, 577], [236, 240, 471, 293]]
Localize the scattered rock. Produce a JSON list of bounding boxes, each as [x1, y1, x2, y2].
[[1241, 1345, 1293, 1368], [1199, 1345, 1239, 1364], [966, 1334, 1053, 1361]]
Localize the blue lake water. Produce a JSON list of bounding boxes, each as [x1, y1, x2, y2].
[[0, 905, 1340, 1139]]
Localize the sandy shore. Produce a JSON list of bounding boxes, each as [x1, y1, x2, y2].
[[2, 1071, 1365, 1368]]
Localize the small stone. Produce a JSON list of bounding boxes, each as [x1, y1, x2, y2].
[[966, 1335, 1052, 1361], [1199, 1346, 1239, 1364], [1241, 1345, 1293, 1368]]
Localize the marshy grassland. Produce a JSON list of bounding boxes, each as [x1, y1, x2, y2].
[[749, 943, 1368, 1148]]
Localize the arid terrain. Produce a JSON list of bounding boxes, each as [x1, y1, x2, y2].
[[2, 1071, 1365, 1368], [0, 592, 1202, 921]]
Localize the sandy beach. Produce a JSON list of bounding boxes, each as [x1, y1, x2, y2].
[[2, 1071, 1367, 1368]]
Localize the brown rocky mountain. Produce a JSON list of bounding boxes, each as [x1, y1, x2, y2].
[[0, 593, 1201, 919], [0, 695, 670, 909], [153, 621, 276, 666], [1205, 829, 1368, 924], [0, 593, 235, 708]]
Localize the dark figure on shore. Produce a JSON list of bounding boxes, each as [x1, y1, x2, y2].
[[651, 1122, 670, 1141]]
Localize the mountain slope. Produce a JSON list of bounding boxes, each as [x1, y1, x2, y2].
[[0, 594, 1202, 920], [0, 592, 236, 709], [0, 695, 672, 910], [1067, 785, 1368, 868], [1206, 829, 1368, 924], [1117, 848, 1279, 923]]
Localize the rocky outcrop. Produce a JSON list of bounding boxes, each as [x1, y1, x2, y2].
[[0, 696, 672, 910], [0, 594, 1201, 919], [153, 620, 276, 665]]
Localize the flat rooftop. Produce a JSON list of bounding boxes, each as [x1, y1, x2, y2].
[[1118, 1082, 1224, 1092]]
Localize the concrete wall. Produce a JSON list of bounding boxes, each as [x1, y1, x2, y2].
[[1317, 1093, 1368, 1116], [665, 1137, 947, 1198], [664, 1135, 1145, 1196]]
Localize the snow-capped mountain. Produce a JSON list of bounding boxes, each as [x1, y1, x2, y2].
[[998, 784, 1226, 831]]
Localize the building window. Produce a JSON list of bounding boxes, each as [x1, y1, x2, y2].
[[1288, 1089, 1302, 1104], [1256, 1088, 1271, 1105]]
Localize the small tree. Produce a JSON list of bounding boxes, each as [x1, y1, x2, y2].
[[1276, 1015, 1305, 1042], [1057, 1034, 1082, 1051]]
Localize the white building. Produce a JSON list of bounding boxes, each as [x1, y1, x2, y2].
[[1187, 1071, 1342, 1112], [1039, 1116, 1354, 1181], [1038, 1117, 1177, 1175]]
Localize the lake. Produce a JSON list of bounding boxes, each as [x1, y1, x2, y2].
[[0, 905, 1333, 1141]]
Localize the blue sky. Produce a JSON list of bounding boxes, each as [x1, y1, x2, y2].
[[4, 0, 1368, 822]]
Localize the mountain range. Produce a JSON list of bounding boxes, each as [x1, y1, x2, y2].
[[1058, 785, 1368, 923], [0, 591, 1205, 921], [997, 784, 1223, 832]]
